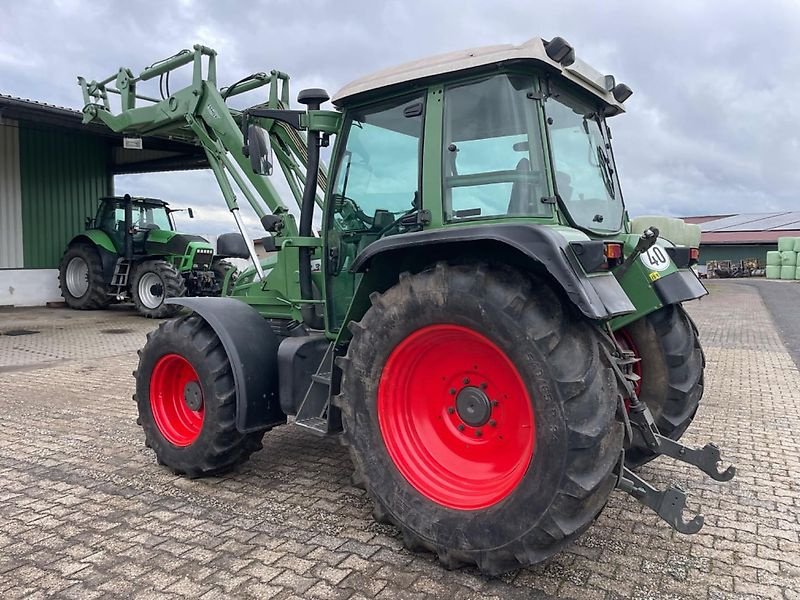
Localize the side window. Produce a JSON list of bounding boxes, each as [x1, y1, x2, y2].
[[332, 95, 424, 232], [443, 74, 549, 220]]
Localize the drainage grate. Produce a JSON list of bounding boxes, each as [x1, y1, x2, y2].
[[2, 329, 40, 337], [100, 328, 134, 335]]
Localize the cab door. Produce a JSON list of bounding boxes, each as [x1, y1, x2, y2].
[[322, 93, 426, 332]]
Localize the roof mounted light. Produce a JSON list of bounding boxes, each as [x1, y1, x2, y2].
[[544, 37, 576, 67], [612, 83, 633, 103]]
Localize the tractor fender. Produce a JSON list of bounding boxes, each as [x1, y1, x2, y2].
[[69, 233, 118, 283], [349, 223, 635, 321], [166, 297, 286, 433]]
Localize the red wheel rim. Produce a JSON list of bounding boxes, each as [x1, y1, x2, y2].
[[377, 324, 535, 510], [614, 329, 642, 405], [150, 353, 204, 446]]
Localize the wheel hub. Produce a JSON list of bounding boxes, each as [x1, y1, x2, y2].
[[377, 324, 536, 510], [183, 381, 203, 411], [455, 386, 491, 427]]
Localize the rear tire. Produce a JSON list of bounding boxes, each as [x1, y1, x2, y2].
[[617, 304, 704, 468], [58, 243, 111, 309], [134, 314, 265, 477], [131, 260, 186, 318], [336, 263, 623, 574]]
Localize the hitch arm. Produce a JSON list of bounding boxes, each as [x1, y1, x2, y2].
[[654, 438, 736, 482], [617, 466, 704, 534]]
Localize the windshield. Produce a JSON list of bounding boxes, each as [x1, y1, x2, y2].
[[546, 90, 624, 233], [443, 74, 549, 221], [134, 203, 172, 231]]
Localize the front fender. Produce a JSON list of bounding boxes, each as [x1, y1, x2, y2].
[[166, 297, 286, 433]]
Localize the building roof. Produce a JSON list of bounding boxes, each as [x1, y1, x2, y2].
[[332, 37, 627, 114], [0, 94, 208, 174], [684, 212, 800, 245]]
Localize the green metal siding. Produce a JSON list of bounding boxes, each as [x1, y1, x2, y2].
[[19, 123, 111, 268], [699, 244, 776, 266]]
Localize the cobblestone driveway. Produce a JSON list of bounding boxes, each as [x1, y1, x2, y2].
[[0, 283, 798, 599]]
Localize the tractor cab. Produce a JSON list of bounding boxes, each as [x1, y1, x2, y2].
[[93, 196, 184, 254], [326, 37, 632, 245]]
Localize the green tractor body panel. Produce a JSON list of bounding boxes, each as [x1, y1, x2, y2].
[[74, 229, 117, 254]]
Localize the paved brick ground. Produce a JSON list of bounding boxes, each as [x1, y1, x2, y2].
[[0, 284, 798, 599]]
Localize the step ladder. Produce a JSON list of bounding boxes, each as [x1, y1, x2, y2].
[[295, 342, 335, 435], [109, 258, 131, 300]]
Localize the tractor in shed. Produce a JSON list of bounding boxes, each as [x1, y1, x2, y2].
[[58, 194, 247, 317]]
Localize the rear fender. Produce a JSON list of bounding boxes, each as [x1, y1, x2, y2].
[[338, 223, 636, 342], [166, 297, 286, 432], [610, 235, 707, 330]]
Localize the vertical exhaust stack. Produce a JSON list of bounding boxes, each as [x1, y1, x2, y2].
[[123, 194, 134, 259], [296, 88, 329, 330]]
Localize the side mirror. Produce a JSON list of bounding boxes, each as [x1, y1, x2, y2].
[[247, 124, 273, 176], [187, 208, 194, 219]]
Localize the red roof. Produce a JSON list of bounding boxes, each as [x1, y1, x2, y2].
[[701, 230, 800, 244]]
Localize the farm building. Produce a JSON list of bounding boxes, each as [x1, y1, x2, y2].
[[685, 213, 800, 266], [0, 94, 207, 306]]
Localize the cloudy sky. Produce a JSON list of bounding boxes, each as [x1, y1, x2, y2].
[[2, 0, 799, 235]]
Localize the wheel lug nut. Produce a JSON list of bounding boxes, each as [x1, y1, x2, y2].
[[480, 382, 487, 389], [475, 429, 482, 437], [489, 419, 497, 427], [457, 424, 465, 432], [491, 400, 499, 407], [463, 377, 470, 385], [449, 388, 456, 395], [447, 407, 455, 414]]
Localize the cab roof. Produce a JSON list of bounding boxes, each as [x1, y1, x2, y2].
[[101, 196, 170, 207], [332, 37, 627, 115]]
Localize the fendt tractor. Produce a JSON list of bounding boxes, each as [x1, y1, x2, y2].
[[79, 37, 735, 573], [58, 194, 247, 317]]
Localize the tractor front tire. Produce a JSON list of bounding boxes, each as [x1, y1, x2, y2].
[[336, 263, 623, 574], [58, 243, 111, 309], [131, 260, 186, 318], [617, 304, 705, 468], [134, 314, 265, 477], [212, 259, 237, 295]]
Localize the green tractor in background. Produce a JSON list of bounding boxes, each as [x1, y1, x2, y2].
[[79, 38, 735, 574], [58, 194, 246, 317]]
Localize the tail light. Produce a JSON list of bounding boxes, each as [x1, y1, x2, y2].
[[689, 247, 700, 266], [570, 240, 625, 272]]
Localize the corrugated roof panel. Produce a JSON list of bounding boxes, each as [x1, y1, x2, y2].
[[718, 212, 800, 231], [700, 212, 783, 232]]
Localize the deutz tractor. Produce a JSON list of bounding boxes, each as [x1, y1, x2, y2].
[[79, 38, 735, 574], [59, 195, 245, 318]]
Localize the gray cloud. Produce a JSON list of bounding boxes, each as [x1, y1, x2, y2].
[[2, 0, 799, 234]]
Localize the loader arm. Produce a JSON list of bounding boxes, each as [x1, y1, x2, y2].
[[78, 44, 333, 271]]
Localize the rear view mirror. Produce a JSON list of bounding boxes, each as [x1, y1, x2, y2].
[[187, 208, 194, 219], [247, 124, 273, 176]]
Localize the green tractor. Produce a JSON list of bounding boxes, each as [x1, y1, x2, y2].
[[80, 38, 734, 573], [58, 195, 244, 317]]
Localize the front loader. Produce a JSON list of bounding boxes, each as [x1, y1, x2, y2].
[[80, 38, 734, 574]]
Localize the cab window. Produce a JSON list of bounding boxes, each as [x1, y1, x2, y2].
[[331, 95, 424, 233]]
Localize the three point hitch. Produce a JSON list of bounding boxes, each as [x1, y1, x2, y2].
[[606, 343, 736, 534]]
